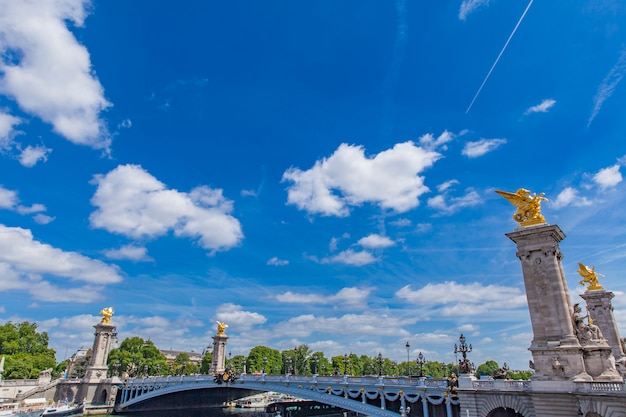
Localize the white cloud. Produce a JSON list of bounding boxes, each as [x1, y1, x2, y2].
[[276, 287, 370, 306], [103, 244, 151, 262], [593, 164, 622, 189], [0, 224, 122, 285], [282, 140, 443, 217], [0, 0, 111, 149], [459, 0, 490, 21], [33, 213, 55, 224], [0, 185, 49, 220], [395, 281, 527, 317], [418, 131, 455, 151], [16, 203, 45, 215], [267, 257, 288, 266], [0, 113, 20, 148], [427, 188, 481, 215], [215, 303, 267, 331], [357, 234, 395, 249], [389, 218, 411, 228], [462, 138, 506, 158], [524, 98, 556, 115], [552, 187, 592, 209], [19, 145, 52, 167], [0, 186, 18, 208], [89, 164, 243, 252], [437, 179, 459, 193], [320, 249, 377, 266], [273, 313, 413, 338], [588, 47, 626, 127]]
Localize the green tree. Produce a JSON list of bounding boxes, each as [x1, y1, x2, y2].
[[476, 360, 500, 378], [0, 322, 56, 379], [200, 351, 213, 374], [107, 337, 167, 377], [247, 346, 281, 374], [508, 370, 533, 380]]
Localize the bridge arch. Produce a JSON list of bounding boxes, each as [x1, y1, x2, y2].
[[474, 393, 534, 417], [116, 375, 456, 417]]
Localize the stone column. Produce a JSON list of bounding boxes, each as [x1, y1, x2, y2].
[[209, 332, 228, 374], [83, 322, 116, 381], [580, 290, 624, 361], [506, 224, 589, 381]]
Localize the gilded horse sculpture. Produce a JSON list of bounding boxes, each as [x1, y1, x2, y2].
[[99, 307, 114, 324], [495, 188, 548, 227], [576, 262, 604, 291]]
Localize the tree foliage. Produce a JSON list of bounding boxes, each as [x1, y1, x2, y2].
[[0, 322, 56, 379], [107, 337, 167, 377], [476, 360, 500, 378]]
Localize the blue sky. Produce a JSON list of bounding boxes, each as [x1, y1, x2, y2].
[[1, 0, 626, 370]]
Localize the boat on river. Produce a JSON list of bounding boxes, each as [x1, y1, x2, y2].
[[40, 402, 84, 417]]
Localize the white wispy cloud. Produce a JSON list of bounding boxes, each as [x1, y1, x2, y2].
[[103, 244, 151, 262], [320, 249, 377, 266], [427, 188, 481, 215], [395, 281, 527, 317], [0, 225, 121, 303], [551, 187, 592, 209], [267, 257, 289, 266], [89, 164, 243, 252], [0, 0, 111, 149], [593, 163, 623, 190], [588, 47, 626, 127], [19, 145, 52, 167], [283, 138, 446, 217], [0, 185, 49, 219], [273, 312, 414, 338], [276, 287, 370, 306], [524, 98, 556, 115], [0, 113, 21, 148], [458, 0, 490, 21], [215, 303, 267, 332], [357, 234, 395, 249], [462, 138, 506, 158]]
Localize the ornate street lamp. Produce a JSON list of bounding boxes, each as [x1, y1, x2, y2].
[[416, 352, 426, 377], [343, 354, 349, 376], [454, 334, 473, 374], [311, 356, 318, 375], [263, 356, 268, 375], [284, 356, 290, 376], [391, 361, 397, 377], [155, 364, 161, 376], [242, 357, 247, 374], [376, 353, 383, 376], [405, 341, 411, 376], [113, 362, 120, 377]]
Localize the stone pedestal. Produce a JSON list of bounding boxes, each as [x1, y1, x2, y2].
[[506, 224, 588, 380], [582, 344, 621, 381], [208, 333, 228, 374], [580, 290, 625, 361], [83, 322, 116, 381]]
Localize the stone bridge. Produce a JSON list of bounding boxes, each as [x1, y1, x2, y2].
[[116, 374, 460, 417]]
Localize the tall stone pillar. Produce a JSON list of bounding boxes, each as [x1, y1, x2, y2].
[[580, 290, 625, 360], [209, 322, 228, 374], [84, 322, 116, 381], [506, 224, 589, 381]]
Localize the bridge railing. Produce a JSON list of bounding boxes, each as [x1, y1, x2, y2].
[[122, 373, 448, 389]]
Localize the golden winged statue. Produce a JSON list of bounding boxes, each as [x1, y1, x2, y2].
[[216, 321, 228, 335], [577, 262, 604, 291], [495, 188, 548, 227], [99, 306, 114, 324]]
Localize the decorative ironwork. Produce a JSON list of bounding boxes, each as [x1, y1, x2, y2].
[[454, 334, 473, 374]]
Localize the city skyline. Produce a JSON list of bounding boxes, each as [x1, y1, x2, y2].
[[1, 1, 626, 370]]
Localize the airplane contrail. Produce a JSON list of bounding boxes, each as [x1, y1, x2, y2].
[[465, 0, 534, 114]]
